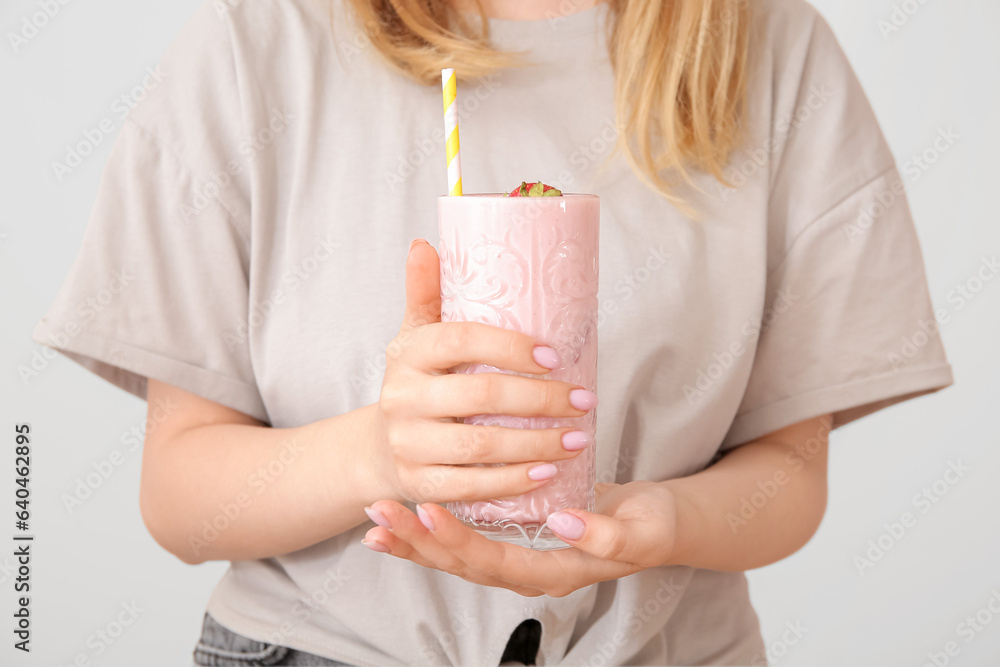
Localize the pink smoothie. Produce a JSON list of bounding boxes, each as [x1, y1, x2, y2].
[[438, 193, 599, 549]]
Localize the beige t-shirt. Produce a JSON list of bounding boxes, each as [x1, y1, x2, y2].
[[33, 0, 954, 664]]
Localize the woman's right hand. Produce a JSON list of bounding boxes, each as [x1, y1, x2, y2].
[[366, 238, 597, 505]]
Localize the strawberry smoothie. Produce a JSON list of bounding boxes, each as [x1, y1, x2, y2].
[[438, 188, 599, 550]]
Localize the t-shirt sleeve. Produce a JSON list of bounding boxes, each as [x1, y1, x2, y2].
[[719, 5, 954, 449], [31, 1, 268, 423]]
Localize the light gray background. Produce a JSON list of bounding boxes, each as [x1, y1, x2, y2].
[[1, 1, 997, 665]]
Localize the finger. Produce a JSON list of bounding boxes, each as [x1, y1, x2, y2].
[[402, 321, 562, 376], [422, 372, 596, 419], [417, 504, 634, 596], [396, 421, 589, 465], [400, 239, 441, 333], [545, 509, 667, 570], [368, 502, 544, 597], [411, 459, 565, 504], [362, 526, 438, 570]]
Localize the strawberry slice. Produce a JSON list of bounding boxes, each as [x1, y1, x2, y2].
[[506, 181, 563, 197]]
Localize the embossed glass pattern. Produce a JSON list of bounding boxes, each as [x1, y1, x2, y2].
[[438, 194, 599, 550]]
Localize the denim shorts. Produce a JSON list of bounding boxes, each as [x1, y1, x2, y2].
[[192, 613, 350, 666], [192, 612, 539, 666]]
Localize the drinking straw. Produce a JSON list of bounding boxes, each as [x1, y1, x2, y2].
[[441, 68, 463, 196]]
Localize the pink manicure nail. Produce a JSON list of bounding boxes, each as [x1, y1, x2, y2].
[[532, 345, 561, 370], [561, 431, 593, 451], [416, 504, 436, 531], [364, 506, 391, 529], [547, 511, 585, 540], [528, 463, 558, 481], [361, 539, 390, 553], [569, 389, 598, 411]]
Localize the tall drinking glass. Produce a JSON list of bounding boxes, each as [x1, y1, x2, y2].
[[437, 193, 599, 550]]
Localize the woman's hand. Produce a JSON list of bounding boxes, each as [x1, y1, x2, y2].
[[361, 414, 833, 589], [360, 481, 677, 597], [363, 239, 599, 506]]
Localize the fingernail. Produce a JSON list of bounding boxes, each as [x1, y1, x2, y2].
[[361, 539, 390, 553], [409, 238, 424, 251], [561, 430, 593, 451], [569, 389, 598, 411], [528, 463, 558, 481], [547, 511, 586, 540], [416, 504, 436, 531], [364, 506, 391, 529], [532, 345, 561, 370]]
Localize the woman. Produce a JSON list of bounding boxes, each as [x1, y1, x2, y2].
[[34, 0, 953, 664]]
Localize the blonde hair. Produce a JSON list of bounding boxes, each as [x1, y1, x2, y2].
[[338, 0, 750, 211]]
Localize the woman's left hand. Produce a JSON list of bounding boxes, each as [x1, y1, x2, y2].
[[361, 480, 678, 597]]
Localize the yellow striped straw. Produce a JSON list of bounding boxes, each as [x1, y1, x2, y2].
[[441, 68, 463, 196]]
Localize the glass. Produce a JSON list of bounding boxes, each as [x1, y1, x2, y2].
[[437, 193, 599, 550]]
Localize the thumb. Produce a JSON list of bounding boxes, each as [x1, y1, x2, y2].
[[545, 508, 670, 569], [400, 238, 441, 333]]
